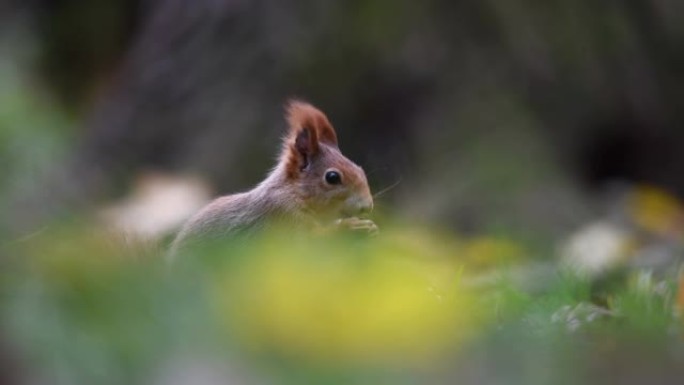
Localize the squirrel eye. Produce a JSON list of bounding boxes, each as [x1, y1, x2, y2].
[[324, 170, 342, 185]]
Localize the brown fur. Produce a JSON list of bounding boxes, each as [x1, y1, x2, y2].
[[169, 100, 373, 257]]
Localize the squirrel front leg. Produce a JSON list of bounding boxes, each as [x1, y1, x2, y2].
[[331, 217, 379, 237], [302, 212, 379, 238]]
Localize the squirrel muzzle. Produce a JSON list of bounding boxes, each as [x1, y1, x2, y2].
[[342, 189, 374, 217]]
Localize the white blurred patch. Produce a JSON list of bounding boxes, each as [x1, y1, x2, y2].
[[100, 172, 212, 240], [560, 221, 630, 275]]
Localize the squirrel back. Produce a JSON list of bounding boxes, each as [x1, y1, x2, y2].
[[169, 100, 374, 255]]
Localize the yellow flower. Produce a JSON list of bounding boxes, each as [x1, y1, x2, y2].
[[211, 230, 482, 366], [630, 185, 684, 237]]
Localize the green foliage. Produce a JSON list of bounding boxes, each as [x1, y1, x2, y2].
[[2, 223, 683, 384]]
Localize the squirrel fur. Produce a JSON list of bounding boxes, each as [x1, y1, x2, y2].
[[169, 100, 376, 256]]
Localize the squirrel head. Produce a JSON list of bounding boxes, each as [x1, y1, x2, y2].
[[281, 100, 373, 220]]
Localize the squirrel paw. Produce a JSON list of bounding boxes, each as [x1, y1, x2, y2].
[[334, 217, 379, 237]]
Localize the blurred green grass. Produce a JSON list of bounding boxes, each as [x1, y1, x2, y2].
[[1, 222, 682, 385]]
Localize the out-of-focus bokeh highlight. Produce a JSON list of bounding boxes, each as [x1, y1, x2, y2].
[[2, 1, 684, 384]]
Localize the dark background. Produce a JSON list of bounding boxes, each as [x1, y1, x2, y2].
[[2, 0, 684, 242]]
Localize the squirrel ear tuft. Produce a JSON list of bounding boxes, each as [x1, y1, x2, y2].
[[286, 99, 338, 147]]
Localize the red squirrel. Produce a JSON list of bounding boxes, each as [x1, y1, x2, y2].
[[170, 100, 377, 255]]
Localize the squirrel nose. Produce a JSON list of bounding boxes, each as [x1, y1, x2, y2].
[[358, 201, 373, 215], [356, 199, 373, 215], [345, 196, 373, 217]]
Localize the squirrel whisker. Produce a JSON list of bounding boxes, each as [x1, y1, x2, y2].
[[373, 176, 403, 199]]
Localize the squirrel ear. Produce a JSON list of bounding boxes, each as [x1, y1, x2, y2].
[[286, 100, 338, 147], [293, 124, 318, 170]]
